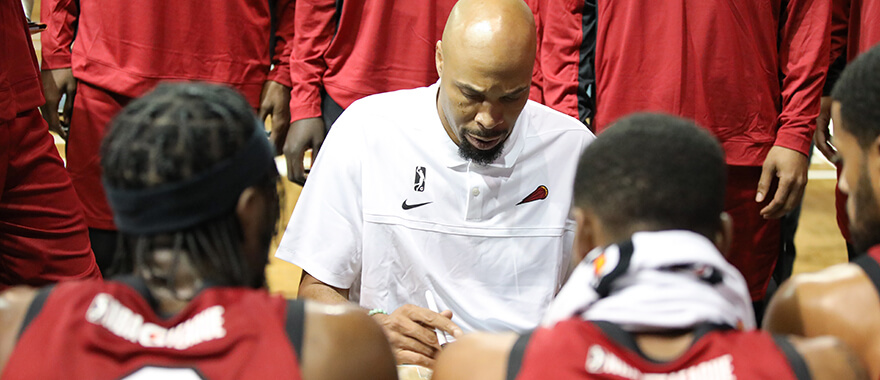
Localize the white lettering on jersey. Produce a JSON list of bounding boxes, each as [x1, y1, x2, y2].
[[86, 293, 226, 350], [585, 345, 736, 380]]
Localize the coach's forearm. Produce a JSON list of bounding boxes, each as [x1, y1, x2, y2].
[[298, 272, 350, 304]]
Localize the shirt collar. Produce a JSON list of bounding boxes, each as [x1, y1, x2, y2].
[[425, 82, 526, 170]]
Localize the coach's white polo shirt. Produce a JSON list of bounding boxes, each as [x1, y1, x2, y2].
[[276, 83, 593, 332]]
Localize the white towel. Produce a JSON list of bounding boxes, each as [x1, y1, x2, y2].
[[542, 230, 755, 332]]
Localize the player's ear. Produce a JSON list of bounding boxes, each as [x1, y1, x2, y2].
[[235, 186, 266, 250], [572, 207, 597, 264], [435, 40, 444, 77], [715, 212, 733, 259]]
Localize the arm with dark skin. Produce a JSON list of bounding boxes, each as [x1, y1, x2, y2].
[[433, 332, 519, 380], [299, 272, 463, 368], [260, 80, 292, 153], [0, 287, 38, 373], [791, 336, 868, 380], [301, 302, 398, 380], [815, 0, 851, 163], [261, 0, 295, 154], [39, 0, 80, 140], [39, 68, 75, 140], [757, 0, 832, 219], [764, 264, 880, 379], [283, 117, 325, 185], [279, 0, 338, 184]]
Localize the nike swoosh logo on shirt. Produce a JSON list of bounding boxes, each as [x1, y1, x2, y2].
[[402, 200, 433, 210]]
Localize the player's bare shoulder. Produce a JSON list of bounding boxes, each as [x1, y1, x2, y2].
[[765, 263, 880, 336], [766, 263, 880, 379], [0, 287, 39, 372], [433, 332, 519, 380], [787, 335, 868, 380], [300, 302, 397, 380]]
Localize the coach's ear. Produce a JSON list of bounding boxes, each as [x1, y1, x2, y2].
[[572, 207, 599, 264], [435, 40, 444, 77], [715, 212, 733, 259]]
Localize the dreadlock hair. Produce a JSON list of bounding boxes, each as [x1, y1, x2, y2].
[[574, 113, 726, 241], [100, 82, 280, 293], [831, 44, 880, 150]]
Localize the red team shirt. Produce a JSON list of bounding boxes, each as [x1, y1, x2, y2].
[[0, 0, 44, 121], [833, 0, 880, 62], [591, 0, 829, 166], [509, 319, 809, 380], [2, 279, 304, 379], [525, 0, 588, 121], [288, 0, 455, 121], [39, 0, 295, 231], [40, 0, 295, 108]]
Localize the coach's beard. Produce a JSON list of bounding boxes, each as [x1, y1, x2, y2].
[[457, 128, 507, 166]]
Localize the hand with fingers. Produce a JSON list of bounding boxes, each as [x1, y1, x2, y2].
[[283, 117, 325, 185], [260, 80, 292, 153], [371, 304, 464, 368], [814, 96, 837, 164], [40, 68, 77, 140], [756, 146, 809, 219]]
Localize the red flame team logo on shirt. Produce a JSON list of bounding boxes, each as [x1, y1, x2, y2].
[[517, 185, 549, 205]]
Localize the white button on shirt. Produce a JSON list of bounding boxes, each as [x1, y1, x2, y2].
[[276, 83, 594, 333]]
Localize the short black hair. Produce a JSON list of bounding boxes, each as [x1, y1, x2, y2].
[[832, 44, 880, 150], [574, 113, 726, 239], [101, 82, 280, 288]]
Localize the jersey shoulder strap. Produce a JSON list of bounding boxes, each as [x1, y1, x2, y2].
[[17, 285, 55, 339], [854, 253, 880, 296], [772, 335, 812, 380], [506, 330, 534, 380], [285, 299, 306, 359]]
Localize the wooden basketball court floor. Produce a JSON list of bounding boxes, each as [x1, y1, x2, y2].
[[28, 1, 848, 299]]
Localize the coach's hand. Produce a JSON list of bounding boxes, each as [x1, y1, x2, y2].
[[40, 68, 76, 140], [814, 96, 837, 164], [371, 304, 463, 368], [756, 146, 809, 219], [260, 80, 292, 153], [283, 117, 325, 185]]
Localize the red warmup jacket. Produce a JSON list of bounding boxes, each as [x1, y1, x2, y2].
[[40, 0, 295, 108], [591, 0, 830, 166], [526, 0, 591, 123], [289, 0, 455, 121], [838, 0, 880, 62], [829, 0, 880, 69], [1, 0, 44, 122]]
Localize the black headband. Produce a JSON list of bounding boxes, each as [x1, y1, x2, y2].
[[104, 126, 275, 235]]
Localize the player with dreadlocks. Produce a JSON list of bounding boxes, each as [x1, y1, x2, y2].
[[0, 83, 397, 380]]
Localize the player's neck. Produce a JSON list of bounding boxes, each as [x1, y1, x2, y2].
[[141, 249, 206, 316], [634, 332, 695, 362]]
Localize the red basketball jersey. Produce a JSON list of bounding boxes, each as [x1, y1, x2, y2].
[[1, 278, 304, 379], [509, 319, 808, 380]]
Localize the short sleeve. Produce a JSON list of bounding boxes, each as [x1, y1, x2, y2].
[[275, 105, 366, 289]]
